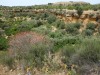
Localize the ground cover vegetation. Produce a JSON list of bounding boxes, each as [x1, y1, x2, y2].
[[0, 2, 100, 75]]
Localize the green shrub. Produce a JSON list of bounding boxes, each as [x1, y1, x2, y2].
[[40, 12, 49, 19], [47, 15, 56, 24], [0, 28, 5, 36], [86, 23, 96, 30], [0, 51, 14, 69], [52, 36, 81, 52], [79, 39, 100, 63], [0, 37, 8, 50], [66, 23, 80, 35], [97, 25, 100, 33], [8, 31, 53, 68], [61, 45, 78, 64], [24, 43, 51, 68], [2, 56, 14, 69], [74, 22, 82, 29], [84, 29, 93, 36], [5, 27, 18, 36], [71, 38, 100, 65], [0, 19, 4, 28], [76, 6, 83, 17], [48, 31, 63, 38], [34, 20, 43, 27], [55, 20, 65, 29], [66, 23, 76, 34], [31, 25, 51, 35]]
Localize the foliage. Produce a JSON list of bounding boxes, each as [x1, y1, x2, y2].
[[0, 51, 14, 69], [55, 20, 65, 29], [47, 14, 56, 24], [79, 39, 100, 63], [8, 31, 53, 68], [61, 45, 77, 64], [98, 25, 100, 33], [82, 23, 96, 36], [71, 38, 100, 65], [5, 25, 18, 36], [0, 37, 8, 50], [75, 6, 83, 17], [66, 23, 81, 35], [86, 23, 96, 30], [0, 4, 100, 74], [84, 29, 93, 36], [0, 28, 5, 36]]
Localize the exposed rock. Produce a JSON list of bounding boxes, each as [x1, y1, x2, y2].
[[53, 1, 90, 6]]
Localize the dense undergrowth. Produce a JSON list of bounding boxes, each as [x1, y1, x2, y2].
[[0, 5, 100, 75]]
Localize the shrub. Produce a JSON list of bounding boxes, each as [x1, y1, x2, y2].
[[0, 37, 8, 50], [34, 20, 43, 27], [66, 23, 77, 34], [18, 20, 35, 31], [48, 31, 63, 38], [18, 20, 43, 32], [84, 29, 93, 36], [76, 6, 83, 17], [0, 51, 14, 69], [8, 31, 53, 68], [0, 28, 5, 36], [61, 45, 78, 64], [40, 12, 49, 19], [5, 25, 18, 36], [2, 56, 14, 69], [97, 25, 100, 33], [86, 23, 96, 30], [55, 20, 65, 29], [66, 23, 79, 35], [74, 22, 81, 29], [52, 36, 81, 52], [47, 15, 56, 24], [79, 39, 100, 63], [97, 19, 100, 23], [70, 38, 100, 65], [24, 44, 51, 68], [0, 19, 4, 28]]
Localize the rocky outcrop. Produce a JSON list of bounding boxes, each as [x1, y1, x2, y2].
[[53, 1, 90, 6]]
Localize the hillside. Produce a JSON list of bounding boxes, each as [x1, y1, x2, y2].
[[0, 5, 100, 34], [0, 1, 100, 75]]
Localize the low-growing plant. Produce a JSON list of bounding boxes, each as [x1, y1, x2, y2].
[[66, 23, 80, 35], [70, 38, 100, 65], [74, 22, 82, 29], [0, 28, 5, 36], [47, 14, 56, 24], [0, 36, 8, 50], [8, 31, 53, 68], [97, 25, 100, 33], [0, 51, 14, 69], [79, 39, 100, 63], [86, 23, 96, 30], [84, 29, 93, 36], [55, 20, 65, 29], [61, 45, 77, 64]]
